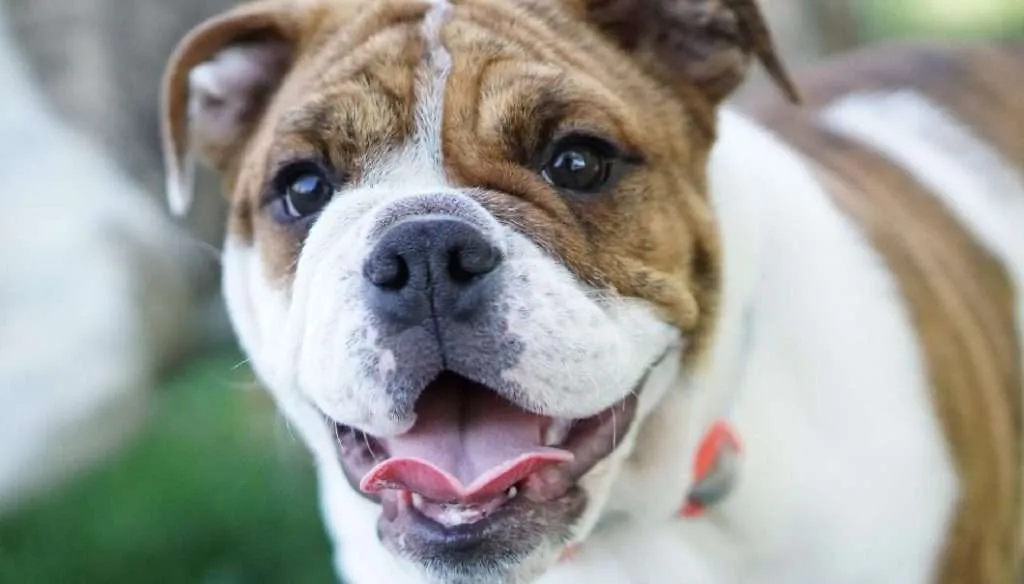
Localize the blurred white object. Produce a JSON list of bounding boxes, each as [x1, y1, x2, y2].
[[0, 11, 203, 511]]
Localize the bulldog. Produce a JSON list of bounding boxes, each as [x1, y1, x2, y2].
[[159, 0, 1024, 582]]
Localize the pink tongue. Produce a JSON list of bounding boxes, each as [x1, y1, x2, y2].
[[360, 375, 573, 504]]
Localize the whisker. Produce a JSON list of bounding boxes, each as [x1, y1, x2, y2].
[[283, 415, 301, 444], [363, 432, 382, 464], [230, 357, 251, 371], [175, 231, 224, 265], [272, 410, 301, 445], [611, 404, 618, 451]]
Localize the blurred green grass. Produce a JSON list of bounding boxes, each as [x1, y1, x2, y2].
[[864, 0, 1024, 38], [0, 352, 334, 584]]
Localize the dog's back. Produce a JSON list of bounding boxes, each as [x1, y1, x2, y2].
[[747, 42, 1022, 166], [747, 42, 1024, 583]]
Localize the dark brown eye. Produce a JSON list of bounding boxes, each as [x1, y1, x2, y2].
[[541, 137, 618, 193], [271, 162, 335, 222]]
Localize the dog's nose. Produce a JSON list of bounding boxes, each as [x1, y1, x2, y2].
[[363, 217, 503, 325]]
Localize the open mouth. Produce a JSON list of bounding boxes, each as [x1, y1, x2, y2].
[[330, 372, 639, 530]]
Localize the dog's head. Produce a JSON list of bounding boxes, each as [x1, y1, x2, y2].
[[161, 1, 795, 581]]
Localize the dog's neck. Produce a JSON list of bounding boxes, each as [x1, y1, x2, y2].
[[673, 107, 780, 459], [596, 108, 778, 527], [607, 105, 838, 529], [692, 108, 774, 424]]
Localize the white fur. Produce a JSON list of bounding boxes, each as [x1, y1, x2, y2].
[[821, 90, 1024, 354], [705, 110, 957, 583]]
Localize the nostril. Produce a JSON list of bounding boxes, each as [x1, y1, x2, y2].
[[365, 253, 411, 290], [448, 243, 502, 284]]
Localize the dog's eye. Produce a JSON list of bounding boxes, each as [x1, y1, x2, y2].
[[271, 163, 335, 221], [541, 136, 620, 193]]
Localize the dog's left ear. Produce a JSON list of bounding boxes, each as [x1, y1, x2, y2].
[[576, 0, 800, 105]]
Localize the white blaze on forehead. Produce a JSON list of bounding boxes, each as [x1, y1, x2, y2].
[[361, 0, 453, 191], [417, 0, 453, 156], [265, 0, 480, 436]]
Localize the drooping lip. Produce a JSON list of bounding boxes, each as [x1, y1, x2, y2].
[[325, 348, 672, 530], [330, 382, 639, 508]]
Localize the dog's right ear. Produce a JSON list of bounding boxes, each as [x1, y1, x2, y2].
[[161, 1, 306, 216], [575, 0, 800, 107]]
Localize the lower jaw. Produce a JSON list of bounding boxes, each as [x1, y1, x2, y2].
[[325, 413, 620, 575], [376, 481, 588, 572], [327, 349, 673, 554]]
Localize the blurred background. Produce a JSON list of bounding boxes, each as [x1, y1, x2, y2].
[[0, 0, 1020, 583]]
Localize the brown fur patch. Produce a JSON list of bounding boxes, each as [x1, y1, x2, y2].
[[746, 43, 1024, 584], [440, 0, 725, 355]]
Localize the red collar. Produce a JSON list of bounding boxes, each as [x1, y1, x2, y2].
[[558, 420, 742, 563], [680, 419, 743, 518]]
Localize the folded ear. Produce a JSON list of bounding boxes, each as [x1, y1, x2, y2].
[[160, 1, 301, 216], [579, 0, 800, 105]]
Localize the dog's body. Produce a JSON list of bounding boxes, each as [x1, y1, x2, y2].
[[157, 1, 1021, 583], [746, 43, 1023, 583]]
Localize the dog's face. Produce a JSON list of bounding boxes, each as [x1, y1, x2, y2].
[[161, 0, 794, 581]]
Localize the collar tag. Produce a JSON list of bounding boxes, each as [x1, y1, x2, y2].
[[680, 419, 742, 518]]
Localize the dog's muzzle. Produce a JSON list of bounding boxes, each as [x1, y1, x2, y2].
[[316, 197, 671, 578]]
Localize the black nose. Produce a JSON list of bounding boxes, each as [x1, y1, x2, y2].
[[363, 217, 503, 325]]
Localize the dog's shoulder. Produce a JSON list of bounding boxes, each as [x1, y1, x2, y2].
[[743, 42, 1024, 584]]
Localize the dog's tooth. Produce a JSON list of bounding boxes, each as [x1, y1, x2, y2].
[[435, 504, 486, 527], [411, 493, 425, 509], [545, 418, 574, 446], [507, 486, 518, 499]]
